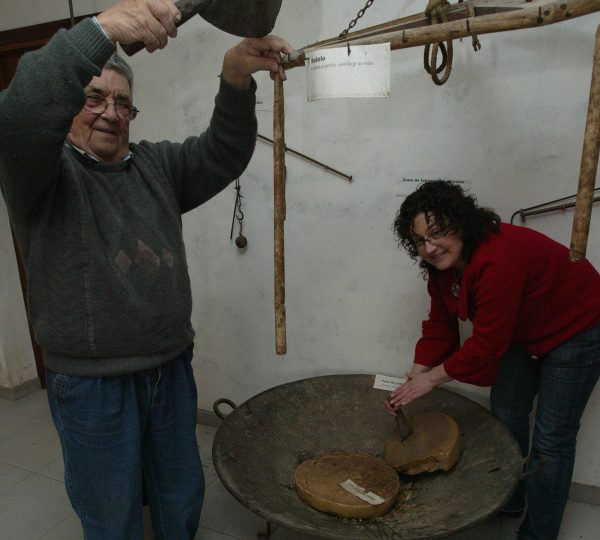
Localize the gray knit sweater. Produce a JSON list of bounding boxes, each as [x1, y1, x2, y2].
[[0, 19, 257, 376]]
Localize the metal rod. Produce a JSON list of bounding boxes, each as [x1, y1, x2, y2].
[[510, 190, 600, 223], [257, 520, 272, 539], [257, 134, 352, 182], [394, 408, 413, 441], [520, 187, 600, 213], [68, 0, 75, 27]]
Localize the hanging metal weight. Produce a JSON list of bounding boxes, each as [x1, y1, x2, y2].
[[235, 233, 248, 249], [230, 179, 247, 249]]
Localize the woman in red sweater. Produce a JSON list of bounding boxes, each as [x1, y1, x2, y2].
[[387, 180, 600, 540]]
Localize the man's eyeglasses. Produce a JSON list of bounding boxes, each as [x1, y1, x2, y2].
[[84, 94, 139, 120], [412, 227, 451, 248]]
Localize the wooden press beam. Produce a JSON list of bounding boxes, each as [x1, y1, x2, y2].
[[283, 0, 600, 67], [570, 25, 600, 262], [273, 72, 286, 354], [299, 0, 530, 52]]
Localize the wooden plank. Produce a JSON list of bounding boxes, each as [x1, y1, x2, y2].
[[273, 72, 287, 354], [570, 25, 600, 261]]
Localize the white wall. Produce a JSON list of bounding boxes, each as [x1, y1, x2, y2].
[[0, 198, 37, 390], [1, 1, 599, 486], [0, 0, 114, 31]]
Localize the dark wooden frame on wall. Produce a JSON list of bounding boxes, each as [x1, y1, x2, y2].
[[0, 14, 94, 387]]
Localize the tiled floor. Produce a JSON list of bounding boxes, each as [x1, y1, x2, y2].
[[1, 389, 599, 540]]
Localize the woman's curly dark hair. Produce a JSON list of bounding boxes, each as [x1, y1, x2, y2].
[[393, 180, 501, 277]]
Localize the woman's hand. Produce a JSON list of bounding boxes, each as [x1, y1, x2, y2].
[[386, 363, 452, 413], [388, 372, 436, 409]]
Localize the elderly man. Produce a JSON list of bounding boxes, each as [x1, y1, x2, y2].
[[0, 0, 292, 538]]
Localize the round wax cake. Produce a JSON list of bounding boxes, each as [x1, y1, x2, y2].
[[384, 411, 461, 475], [294, 452, 400, 519]]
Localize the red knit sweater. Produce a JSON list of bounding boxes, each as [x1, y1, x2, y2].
[[414, 223, 600, 386]]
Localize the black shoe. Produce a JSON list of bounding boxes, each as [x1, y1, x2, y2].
[[499, 507, 525, 518], [499, 482, 526, 518]]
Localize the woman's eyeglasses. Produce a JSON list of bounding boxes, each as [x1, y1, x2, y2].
[[412, 227, 451, 248]]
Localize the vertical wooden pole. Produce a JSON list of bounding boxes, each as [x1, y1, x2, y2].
[[273, 72, 287, 354], [570, 25, 600, 262]]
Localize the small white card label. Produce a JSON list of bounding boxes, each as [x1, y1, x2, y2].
[[373, 373, 406, 392], [339, 479, 386, 505], [305, 43, 390, 101]]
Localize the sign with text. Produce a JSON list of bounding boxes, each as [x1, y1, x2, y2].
[[373, 374, 406, 392], [305, 43, 390, 101], [398, 172, 472, 196]]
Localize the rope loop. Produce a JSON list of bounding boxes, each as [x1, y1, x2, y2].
[[424, 41, 448, 75], [425, 41, 454, 85], [424, 0, 453, 85]]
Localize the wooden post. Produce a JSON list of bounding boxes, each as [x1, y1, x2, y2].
[[273, 72, 287, 354], [570, 25, 600, 262]]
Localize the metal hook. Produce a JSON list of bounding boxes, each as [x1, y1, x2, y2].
[[229, 179, 248, 249]]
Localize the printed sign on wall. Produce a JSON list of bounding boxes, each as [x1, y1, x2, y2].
[[305, 43, 391, 101], [398, 172, 473, 196]]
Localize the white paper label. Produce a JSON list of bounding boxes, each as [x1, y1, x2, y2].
[[339, 479, 386, 505], [373, 373, 406, 392], [305, 44, 390, 101]]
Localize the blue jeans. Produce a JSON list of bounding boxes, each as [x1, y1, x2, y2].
[[46, 346, 204, 540], [490, 323, 600, 540]]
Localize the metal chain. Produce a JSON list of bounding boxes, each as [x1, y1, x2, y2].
[[339, 0, 375, 38], [229, 179, 247, 248]]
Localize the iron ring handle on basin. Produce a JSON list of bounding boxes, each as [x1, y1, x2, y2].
[[213, 398, 238, 420], [520, 454, 544, 480]]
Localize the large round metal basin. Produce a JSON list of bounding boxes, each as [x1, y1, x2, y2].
[[212, 374, 522, 539]]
